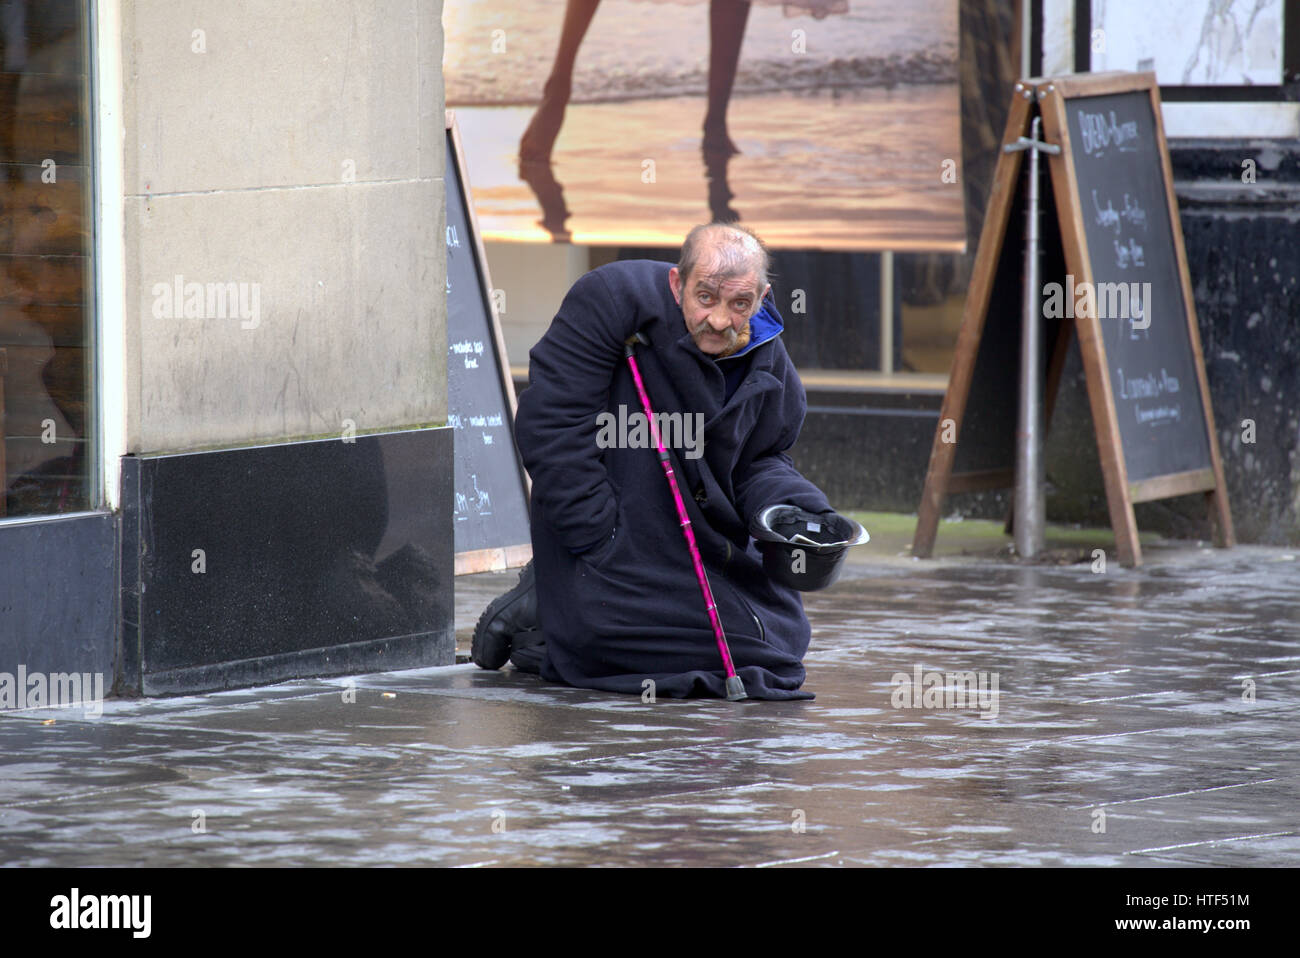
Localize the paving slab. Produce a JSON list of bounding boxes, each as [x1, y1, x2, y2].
[[2, 537, 1297, 867]]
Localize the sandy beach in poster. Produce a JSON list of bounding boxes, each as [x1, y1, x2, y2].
[[454, 84, 965, 251], [445, 0, 962, 250]]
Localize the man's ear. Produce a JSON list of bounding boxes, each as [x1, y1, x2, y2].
[[669, 266, 682, 305]]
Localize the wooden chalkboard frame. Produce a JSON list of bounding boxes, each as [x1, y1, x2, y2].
[[913, 73, 1234, 567], [1038, 73, 1233, 563], [446, 110, 533, 575]]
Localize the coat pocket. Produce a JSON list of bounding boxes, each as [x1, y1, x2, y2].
[[577, 498, 623, 569], [712, 571, 768, 645]]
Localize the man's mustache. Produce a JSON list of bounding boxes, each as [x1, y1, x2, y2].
[[689, 320, 745, 344]]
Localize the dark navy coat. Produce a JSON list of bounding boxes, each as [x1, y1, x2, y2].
[[514, 260, 832, 700]]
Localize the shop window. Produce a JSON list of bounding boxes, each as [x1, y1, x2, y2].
[[0, 0, 94, 517]]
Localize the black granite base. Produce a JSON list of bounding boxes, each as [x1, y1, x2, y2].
[[793, 390, 943, 513], [119, 428, 455, 695]]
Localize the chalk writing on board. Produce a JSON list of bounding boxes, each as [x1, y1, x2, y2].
[[1114, 237, 1145, 269], [451, 339, 486, 369], [1077, 109, 1139, 156], [1120, 194, 1147, 230], [471, 474, 491, 513], [454, 474, 494, 521], [447, 412, 505, 431], [1135, 404, 1180, 425], [1122, 365, 1184, 425], [1093, 190, 1120, 232], [1117, 366, 1180, 400]]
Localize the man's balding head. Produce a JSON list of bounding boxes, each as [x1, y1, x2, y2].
[[675, 223, 770, 300]]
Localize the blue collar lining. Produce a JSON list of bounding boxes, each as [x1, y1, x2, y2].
[[715, 299, 783, 363]]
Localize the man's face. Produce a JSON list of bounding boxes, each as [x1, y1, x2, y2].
[[670, 265, 769, 359]]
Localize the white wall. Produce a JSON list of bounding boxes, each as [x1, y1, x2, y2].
[[119, 0, 446, 455]]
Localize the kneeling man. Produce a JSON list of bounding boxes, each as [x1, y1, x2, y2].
[[473, 223, 838, 700]]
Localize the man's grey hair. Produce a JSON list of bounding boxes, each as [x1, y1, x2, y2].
[[677, 223, 770, 298]]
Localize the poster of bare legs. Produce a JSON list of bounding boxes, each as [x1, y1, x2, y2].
[[443, 0, 963, 251]]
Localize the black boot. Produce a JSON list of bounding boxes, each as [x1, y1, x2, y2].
[[508, 629, 546, 675], [471, 560, 538, 670]]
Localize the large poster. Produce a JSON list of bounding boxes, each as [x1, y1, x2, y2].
[[443, 0, 963, 251]]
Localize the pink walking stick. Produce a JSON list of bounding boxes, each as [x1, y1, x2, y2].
[[623, 333, 747, 701]]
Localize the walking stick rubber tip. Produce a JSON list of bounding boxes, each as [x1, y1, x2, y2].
[[725, 675, 748, 701]]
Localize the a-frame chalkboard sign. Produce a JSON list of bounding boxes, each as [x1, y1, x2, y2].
[[445, 111, 532, 574], [913, 73, 1234, 568]]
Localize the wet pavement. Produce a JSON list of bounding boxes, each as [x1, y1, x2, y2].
[[2, 530, 1298, 867]]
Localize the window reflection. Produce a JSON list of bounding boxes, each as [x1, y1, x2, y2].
[[0, 0, 92, 517]]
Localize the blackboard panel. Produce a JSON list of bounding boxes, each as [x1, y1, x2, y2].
[[1063, 91, 1212, 483], [445, 126, 531, 566], [952, 162, 1067, 477]]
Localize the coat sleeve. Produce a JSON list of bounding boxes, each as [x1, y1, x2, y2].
[[514, 269, 637, 554], [732, 344, 833, 526]]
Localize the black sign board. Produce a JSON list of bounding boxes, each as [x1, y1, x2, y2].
[[950, 161, 1068, 482], [914, 73, 1233, 567], [1060, 90, 1212, 482], [445, 112, 531, 574]]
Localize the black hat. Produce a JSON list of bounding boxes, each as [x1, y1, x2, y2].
[[749, 505, 869, 592]]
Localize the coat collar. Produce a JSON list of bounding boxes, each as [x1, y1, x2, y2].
[[714, 297, 784, 365]]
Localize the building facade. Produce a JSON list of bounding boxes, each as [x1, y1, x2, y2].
[[1, 1, 453, 697]]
